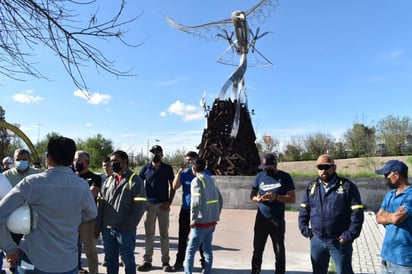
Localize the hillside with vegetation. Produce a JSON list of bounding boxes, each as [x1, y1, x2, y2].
[[278, 155, 412, 178]]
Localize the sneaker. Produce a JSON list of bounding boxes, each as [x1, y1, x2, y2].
[[137, 262, 152, 271], [172, 263, 184, 272], [162, 263, 173, 272]]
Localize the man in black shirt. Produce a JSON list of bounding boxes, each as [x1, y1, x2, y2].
[[74, 150, 101, 274]]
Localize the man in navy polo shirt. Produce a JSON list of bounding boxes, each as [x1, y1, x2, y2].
[[138, 145, 175, 272], [250, 153, 296, 274]]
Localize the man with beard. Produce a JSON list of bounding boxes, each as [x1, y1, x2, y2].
[[375, 160, 412, 274], [250, 153, 296, 274], [298, 154, 364, 274]]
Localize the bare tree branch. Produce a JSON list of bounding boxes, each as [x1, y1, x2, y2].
[[0, 0, 142, 93]]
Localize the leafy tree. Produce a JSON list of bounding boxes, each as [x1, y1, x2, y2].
[[333, 141, 347, 159], [376, 115, 412, 156], [0, 0, 140, 92], [163, 148, 187, 172], [283, 136, 305, 161], [283, 144, 302, 161], [304, 132, 335, 160], [76, 134, 114, 170], [344, 123, 376, 157]]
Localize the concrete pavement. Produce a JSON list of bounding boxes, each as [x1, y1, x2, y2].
[[87, 205, 384, 274]]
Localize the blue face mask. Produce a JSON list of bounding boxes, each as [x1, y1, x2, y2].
[[15, 160, 29, 171], [187, 164, 193, 170]]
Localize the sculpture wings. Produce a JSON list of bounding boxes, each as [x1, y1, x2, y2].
[[165, 0, 278, 67]]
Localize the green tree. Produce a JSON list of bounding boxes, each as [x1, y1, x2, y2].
[[304, 133, 335, 160], [283, 136, 305, 161], [344, 123, 376, 157], [163, 148, 187, 172], [376, 115, 412, 156]]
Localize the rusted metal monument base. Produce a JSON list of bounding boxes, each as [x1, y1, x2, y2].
[[197, 98, 260, 176]]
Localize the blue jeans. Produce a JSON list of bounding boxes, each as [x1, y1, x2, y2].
[[310, 235, 354, 274], [102, 227, 136, 274], [184, 225, 215, 274], [381, 260, 412, 274]]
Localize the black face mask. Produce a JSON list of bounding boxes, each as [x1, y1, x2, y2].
[[112, 162, 122, 173], [264, 167, 276, 178], [75, 163, 84, 173], [152, 154, 161, 163]]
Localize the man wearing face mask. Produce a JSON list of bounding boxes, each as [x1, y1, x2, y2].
[[375, 160, 412, 274], [96, 150, 147, 274], [138, 145, 175, 272], [2, 148, 41, 273], [250, 153, 296, 274], [298, 154, 364, 274], [73, 150, 101, 274], [3, 149, 41, 187]]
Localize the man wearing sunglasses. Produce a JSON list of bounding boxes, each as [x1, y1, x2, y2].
[[298, 154, 364, 274], [375, 160, 412, 274]]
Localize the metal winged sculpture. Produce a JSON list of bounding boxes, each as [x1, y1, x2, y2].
[[166, 0, 277, 138]]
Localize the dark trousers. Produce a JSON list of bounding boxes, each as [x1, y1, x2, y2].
[[251, 212, 285, 274], [175, 208, 204, 266]]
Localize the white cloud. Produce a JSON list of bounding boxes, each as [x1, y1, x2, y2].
[[84, 123, 93, 127], [12, 90, 43, 104], [73, 89, 111, 105], [166, 100, 204, 122], [160, 111, 167, 117]]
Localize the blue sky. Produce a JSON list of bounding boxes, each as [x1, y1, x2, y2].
[[1, 0, 412, 156]]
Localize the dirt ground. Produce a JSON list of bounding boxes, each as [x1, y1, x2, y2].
[[277, 155, 411, 176]]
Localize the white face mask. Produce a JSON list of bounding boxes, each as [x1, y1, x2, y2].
[[7, 163, 14, 168]]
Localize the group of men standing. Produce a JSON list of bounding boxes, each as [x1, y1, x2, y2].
[[0, 136, 411, 274], [250, 152, 412, 274], [0, 138, 223, 274]]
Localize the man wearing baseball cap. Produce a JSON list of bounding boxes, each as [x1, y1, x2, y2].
[[138, 145, 175, 272], [250, 153, 296, 274], [298, 154, 364, 274], [375, 160, 412, 273]]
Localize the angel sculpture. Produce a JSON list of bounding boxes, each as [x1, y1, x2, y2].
[[166, 0, 277, 138]]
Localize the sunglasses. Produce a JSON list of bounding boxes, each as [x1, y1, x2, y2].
[[317, 164, 333, 170]]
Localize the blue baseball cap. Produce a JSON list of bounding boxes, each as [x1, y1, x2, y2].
[[375, 160, 408, 175]]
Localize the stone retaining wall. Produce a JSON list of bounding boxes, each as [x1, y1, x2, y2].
[[172, 176, 389, 212]]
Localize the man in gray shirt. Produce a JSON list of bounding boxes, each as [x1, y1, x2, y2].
[[0, 136, 97, 274]]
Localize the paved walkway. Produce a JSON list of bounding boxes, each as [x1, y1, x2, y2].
[[91, 206, 384, 274], [2, 206, 384, 273]]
